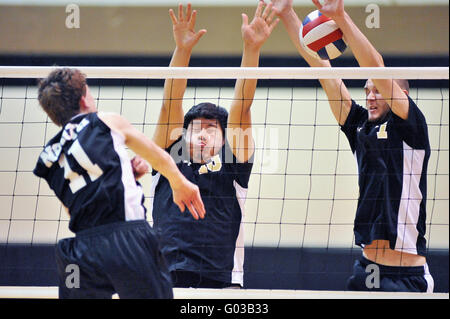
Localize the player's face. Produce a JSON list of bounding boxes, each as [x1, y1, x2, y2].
[[185, 118, 224, 164], [365, 80, 390, 122]]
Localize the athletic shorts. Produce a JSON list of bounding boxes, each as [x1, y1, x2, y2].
[[170, 270, 241, 289], [55, 220, 173, 299], [346, 256, 434, 293]]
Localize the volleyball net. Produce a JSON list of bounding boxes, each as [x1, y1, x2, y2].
[[0, 66, 448, 299]]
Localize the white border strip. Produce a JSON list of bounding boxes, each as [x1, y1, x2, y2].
[[0, 286, 448, 299], [0, 66, 448, 80], [0, 0, 448, 6]]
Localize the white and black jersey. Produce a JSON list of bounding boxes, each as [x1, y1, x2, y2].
[[33, 112, 174, 299], [33, 112, 146, 233], [341, 96, 430, 256], [150, 137, 253, 287]]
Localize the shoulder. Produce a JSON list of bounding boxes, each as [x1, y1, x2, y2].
[[391, 96, 429, 149], [96, 112, 127, 139], [391, 96, 428, 129], [341, 100, 367, 129]]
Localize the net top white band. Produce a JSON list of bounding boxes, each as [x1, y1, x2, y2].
[[0, 66, 448, 80]]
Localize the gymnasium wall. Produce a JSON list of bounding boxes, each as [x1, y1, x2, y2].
[[0, 4, 448, 57]]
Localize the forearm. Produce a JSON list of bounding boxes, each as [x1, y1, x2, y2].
[[278, 7, 351, 124], [333, 12, 384, 68], [279, 8, 330, 68], [233, 45, 260, 112], [147, 147, 184, 188], [163, 47, 192, 109], [126, 127, 184, 187]]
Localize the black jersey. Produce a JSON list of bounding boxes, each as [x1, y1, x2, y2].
[[341, 96, 430, 256], [33, 112, 146, 233], [151, 137, 253, 286]]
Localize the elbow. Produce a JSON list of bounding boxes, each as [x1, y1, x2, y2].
[[375, 52, 384, 67]]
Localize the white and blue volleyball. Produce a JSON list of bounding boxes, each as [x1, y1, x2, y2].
[[299, 10, 347, 60]]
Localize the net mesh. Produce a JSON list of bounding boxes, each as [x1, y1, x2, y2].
[[0, 66, 448, 296]]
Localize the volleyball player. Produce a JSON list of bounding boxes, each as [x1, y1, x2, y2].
[[33, 68, 205, 298], [150, 2, 279, 288], [272, 0, 434, 292]]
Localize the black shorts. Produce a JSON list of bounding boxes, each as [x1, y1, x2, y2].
[[170, 270, 241, 289], [55, 220, 173, 299], [346, 256, 434, 293]]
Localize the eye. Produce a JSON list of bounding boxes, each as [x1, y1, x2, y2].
[[206, 127, 217, 135]]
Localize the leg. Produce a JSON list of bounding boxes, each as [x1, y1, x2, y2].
[[56, 238, 114, 299], [346, 258, 370, 291], [101, 222, 174, 299]]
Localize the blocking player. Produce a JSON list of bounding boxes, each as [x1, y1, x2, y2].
[[150, 2, 279, 288], [33, 68, 205, 298], [272, 0, 434, 292]]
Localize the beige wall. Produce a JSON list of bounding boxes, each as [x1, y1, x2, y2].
[[0, 5, 448, 56]]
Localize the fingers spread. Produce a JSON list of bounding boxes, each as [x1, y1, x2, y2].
[[241, 13, 249, 27], [185, 3, 192, 22], [262, 2, 273, 20], [169, 9, 177, 25], [254, 0, 264, 19], [178, 3, 184, 22], [188, 9, 197, 29], [267, 9, 277, 24], [270, 17, 280, 31], [195, 29, 207, 42]]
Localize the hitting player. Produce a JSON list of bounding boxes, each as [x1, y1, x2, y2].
[[33, 68, 205, 298]]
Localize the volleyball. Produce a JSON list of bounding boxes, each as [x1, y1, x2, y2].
[[299, 10, 347, 60]]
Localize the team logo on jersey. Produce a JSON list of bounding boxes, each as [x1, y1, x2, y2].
[[198, 154, 222, 175], [376, 123, 388, 139]]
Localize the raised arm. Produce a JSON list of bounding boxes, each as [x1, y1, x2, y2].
[[153, 3, 207, 149], [312, 0, 409, 119], [272, 0, 352, 125], [99, 112, 205, 220], [227, 1, 279, 163]]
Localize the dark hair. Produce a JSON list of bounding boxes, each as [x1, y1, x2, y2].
[[183, 102, 228, 136], [37, 68, 87, 127]]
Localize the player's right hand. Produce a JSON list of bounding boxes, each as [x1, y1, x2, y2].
[[270, 0, 293, 17], [169, 3, 207, 52], [172, 178, 206, 220]]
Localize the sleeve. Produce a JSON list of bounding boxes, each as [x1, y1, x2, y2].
[[392, 95, 430, 149], [33, 154, 50, 179], [340, 100, 368, 153], [33, 133, 62, 179], [223, 141, 254, 188]]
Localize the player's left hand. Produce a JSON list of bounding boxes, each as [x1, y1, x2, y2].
[[241, 1, 280, 50], [170, 3, 207, 52], [172, 178, 206, 220], [131, 155, 149, 180]]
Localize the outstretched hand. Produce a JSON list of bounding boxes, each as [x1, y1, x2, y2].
[[270, 0, 293, 17], [241, 1, 280, 50], [169, 3, 207, 51], [312, 0, 345, 20]]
